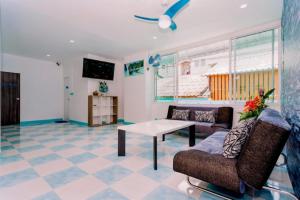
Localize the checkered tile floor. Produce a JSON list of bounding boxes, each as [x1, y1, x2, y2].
[[0, 123, 294, 200]]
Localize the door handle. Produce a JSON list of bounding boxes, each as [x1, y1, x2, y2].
[[16, 98, 20, 101]]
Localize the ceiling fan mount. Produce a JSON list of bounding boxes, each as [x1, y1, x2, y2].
[[134, 0, 190, 31]]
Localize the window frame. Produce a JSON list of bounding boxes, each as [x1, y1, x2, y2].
[[154, 26, 281, 106]]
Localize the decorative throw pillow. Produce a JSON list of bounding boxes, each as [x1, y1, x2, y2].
[[195, 110, 216, 123], [223, 118, 256, 158], [171, 109, 190, 120]]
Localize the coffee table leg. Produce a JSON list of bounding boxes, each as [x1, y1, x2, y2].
[[118, 130, 125, 156], [189, 125, 195, 147], [153, 136, 157, 170]]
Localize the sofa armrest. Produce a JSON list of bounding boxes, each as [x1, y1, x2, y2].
[[166, 105, 177, 119], [211, 123, 230, 132], [173, 149, 243, 194]]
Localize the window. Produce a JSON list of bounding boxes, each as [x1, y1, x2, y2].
[[232, 29, 279, 101], [177, 41, 230, 101], [154, 28, 280, 103], [155, 54, 176, 101]]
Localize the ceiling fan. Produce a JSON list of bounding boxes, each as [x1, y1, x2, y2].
[[134, 0, 190, 31]]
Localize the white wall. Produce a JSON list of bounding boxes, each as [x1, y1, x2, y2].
[[124, 52, 244, 125], [123, 22, 281, 126], [86, 54, 124, 119], [123, 53, 149, 122], [63, 56, 88, 123], [63, 54, 124, 123], [3, 54, 64, 121]]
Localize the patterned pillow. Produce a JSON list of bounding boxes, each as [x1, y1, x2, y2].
[[172, 109, 190, 120], [195, 110, 216, 123], [223, 118, 256, 158]]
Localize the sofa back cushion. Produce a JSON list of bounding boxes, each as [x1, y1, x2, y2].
[[167, 106, 233, 128], [195, 110, 216, 123], [171, 109, 190, 120], [236, 109, 291, 189]]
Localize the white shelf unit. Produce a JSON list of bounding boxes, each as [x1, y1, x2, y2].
[[88, 95, 118, 127]]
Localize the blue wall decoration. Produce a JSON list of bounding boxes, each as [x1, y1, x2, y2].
[[282, 0, 300, 198], [134, 0, 190, 31], [124, 60, 144, 77], [148, 54, 161, 68]]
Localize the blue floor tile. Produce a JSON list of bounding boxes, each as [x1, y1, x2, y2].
[[94, 165, 132, 185], [0, 168, 39, 188], [104, 153, 132, 162], [51, 144, 74, 151], [18, 144, 44, 153], [39, 138, 60, 144], [1, 145, 14, 151], [33, 192, 61, 200], [82, 143, 102, 151], [67, 152, 97, 164], [0, 155, 23, 165], [88, 188, 129, 200], [44, 167, 87, 188], [29, 153, 61, 166], [137, 150, 167, 161], [139, 164, 173, 182], [144, 185, 194, 200]]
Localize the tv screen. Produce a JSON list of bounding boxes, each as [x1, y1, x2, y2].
[[82, 58, 115, 80]]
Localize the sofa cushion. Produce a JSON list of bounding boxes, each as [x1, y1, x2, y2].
[[195, 110, 216, 123], [193, 131, 227, 154], [237, 109, 291, 189], [171, 109, 190, 120], [223, 118, 256, 158], [258, 108, 291, 131], [212, 123, 230, 129], [173, 150, 244, 194]]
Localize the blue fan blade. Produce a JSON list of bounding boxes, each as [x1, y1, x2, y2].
[[154, 54, 161, 61], [164, 0, 190, 19], [134, 15, 159, 22], [170, 21, 177, 31], [148, 56, 154, 64]]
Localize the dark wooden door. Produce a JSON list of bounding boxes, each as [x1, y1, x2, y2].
[[1, 72, 20, 125]]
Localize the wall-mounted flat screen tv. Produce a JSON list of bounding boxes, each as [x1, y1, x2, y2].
[[82, 58, 115, 80]]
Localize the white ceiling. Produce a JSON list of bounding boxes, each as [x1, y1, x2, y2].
[[1, 0, 283, 61]]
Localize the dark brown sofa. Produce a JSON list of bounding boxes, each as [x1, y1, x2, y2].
[[167, 105, 233, 137], [173, 108, 294, 198]]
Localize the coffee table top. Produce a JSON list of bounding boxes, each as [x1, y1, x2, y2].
[[117, 119, 195, 136]]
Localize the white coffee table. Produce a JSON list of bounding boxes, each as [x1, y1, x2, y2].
[[117, 119, 196, 170]]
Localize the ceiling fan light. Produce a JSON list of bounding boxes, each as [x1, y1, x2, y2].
[[158, 15, 171, 29]]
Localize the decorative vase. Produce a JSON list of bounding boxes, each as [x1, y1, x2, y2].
[[99, 81, 109, 94]]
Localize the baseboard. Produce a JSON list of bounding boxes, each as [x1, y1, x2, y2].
[[20, 118, 63, 126], [69, 120, 88, 126], [117, 119, 125, 123], [117, 118, 134, 125]]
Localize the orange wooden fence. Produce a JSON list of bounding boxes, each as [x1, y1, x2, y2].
[[209, 69, 278, 101]]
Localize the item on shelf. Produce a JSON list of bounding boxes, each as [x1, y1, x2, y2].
[[93, 90, 100, 96], [99, 81, 109, 94]]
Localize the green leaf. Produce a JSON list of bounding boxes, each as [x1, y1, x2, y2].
[[264, 88, 275, 99]]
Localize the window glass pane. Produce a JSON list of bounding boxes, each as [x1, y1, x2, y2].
[[155, 54, 176, 101], [177, 41, 230, 102], [232, 29, 279, 101]]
